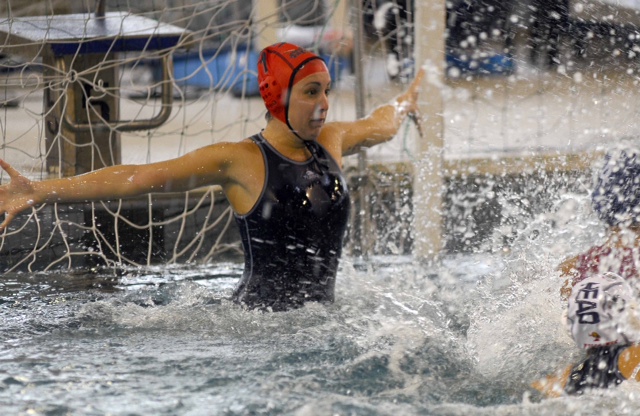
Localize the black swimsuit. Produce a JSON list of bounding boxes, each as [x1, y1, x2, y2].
[[232, 134, 351, 311], [564, 345, 628, 395]]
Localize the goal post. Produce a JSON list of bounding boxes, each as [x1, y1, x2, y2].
[[413, 0, 445, 263]]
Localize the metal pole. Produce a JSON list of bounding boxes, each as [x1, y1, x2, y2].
[[95, 0, 106, 19], [352, 0, 366, 119], [351, 0, 370, 258], [413, 0, 445, 263], [253, 0, 279, 51]]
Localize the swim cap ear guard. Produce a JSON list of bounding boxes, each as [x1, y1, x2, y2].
[[258, 42, 328, 131], [592, 145, 640, 227], [565, 273, 635, 349]]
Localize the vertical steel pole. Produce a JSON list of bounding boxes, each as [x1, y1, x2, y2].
[[351, 0, 370, 258], [352, 0, 366, 120], [253, 0, 279, 51], [413, 0, 444, 262]]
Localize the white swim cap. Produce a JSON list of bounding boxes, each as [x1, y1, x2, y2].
[[565, 273, 635, 349]]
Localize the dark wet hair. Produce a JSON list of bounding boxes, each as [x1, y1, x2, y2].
[[592, 145, 640, 227]]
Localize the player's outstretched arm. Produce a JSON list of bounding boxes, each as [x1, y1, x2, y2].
[[0, 142, 240, 232], [321, 67, 425, 156]]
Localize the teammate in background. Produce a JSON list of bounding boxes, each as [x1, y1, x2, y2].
[[0, 42, 425, 312], [558, 144, 640, 299], [533, 273, 640, 397]]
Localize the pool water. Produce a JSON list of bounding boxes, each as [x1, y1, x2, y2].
[[2, 221, 640, 415]]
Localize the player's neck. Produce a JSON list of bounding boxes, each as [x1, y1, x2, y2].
[[262, 121, 312, 161]]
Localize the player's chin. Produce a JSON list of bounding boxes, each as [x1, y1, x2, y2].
[[301, 129, 321, 141], [307, 121, 324, 138]]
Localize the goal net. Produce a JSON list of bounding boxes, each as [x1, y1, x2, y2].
[[0, 0, 365, 273], [1, 0, 640, 273]]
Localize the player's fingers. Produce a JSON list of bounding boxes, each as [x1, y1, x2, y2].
[[0, 212, 14, 233], [0, 159, 21, 179], [412, 67, 425, 89]]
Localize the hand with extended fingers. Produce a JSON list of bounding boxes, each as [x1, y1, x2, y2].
[[0, 159, 37, 232], [396, 67, 425, 137]]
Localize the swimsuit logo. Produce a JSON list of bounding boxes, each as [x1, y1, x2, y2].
[[304, 170, 320, 181]]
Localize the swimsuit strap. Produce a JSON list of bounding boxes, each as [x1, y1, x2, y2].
[[303, 140, 329, 171]]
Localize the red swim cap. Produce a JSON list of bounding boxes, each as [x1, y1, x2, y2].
[[258, 43, 329, 129]]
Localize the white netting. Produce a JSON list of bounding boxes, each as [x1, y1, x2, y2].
[[2, 0, 640, 272], [0, 0, 363, 272]]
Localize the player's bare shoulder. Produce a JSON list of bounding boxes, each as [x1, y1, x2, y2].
[[222, 138, 264, 178], [195, 138, 261, 166], [317, 122, 345, 159], [236, 137, 263, 162]]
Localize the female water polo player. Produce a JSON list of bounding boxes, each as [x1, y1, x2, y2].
[[559, 144, 640, 299], [533, 273, 640, 397], [0, 42, 424, 311]]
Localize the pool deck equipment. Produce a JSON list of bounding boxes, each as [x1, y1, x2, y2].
[[0, 11, 191, 176], [0, 11, 202, 271]]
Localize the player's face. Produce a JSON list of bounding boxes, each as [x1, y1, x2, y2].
[[288, 72, 331, 140]]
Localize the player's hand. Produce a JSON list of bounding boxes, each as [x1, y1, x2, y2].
[[0, 159, 37, 232], [399, 66, 424, 113], [397, 67, 425, 136]]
